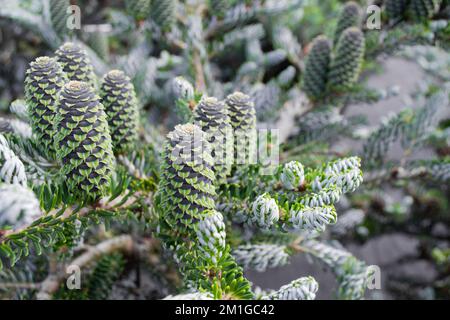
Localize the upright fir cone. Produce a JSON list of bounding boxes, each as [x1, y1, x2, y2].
[[333, 2, 362, 45], [410, 0, 441, 20], [225, 92, 257, 166], [151, 0, 176, 32], [302, 35, 332, 101], [100, 70, 139, 154], [155, 124, 216, 245], [385, 0, 409, 22], [125, 0, 152, 21], [49, 0, 73, 40], [210, 0, 230, 18], [25, 56, 67, 158], [193, 97, 233, 184], [55, 42, 97, 88], [328, 27, 365, 92], [54, 81, 114, 202]]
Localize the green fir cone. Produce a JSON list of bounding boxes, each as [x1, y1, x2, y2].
[[24, 56, 68, 158], [385, 0, 409, 22], [328, 27, 365, 92], [410, 0, 441, 20], [302, 35, 332, 100], [55, 42, 97, 88], [155, 124, 216, 246], [125, 0, 152, 21], [53, 81, 114, 202], [333, 1, 362, 46], [100, 70, 139, 154], [155, 126, 252, 299], [49, 0, 73, 40], [225, 92, 257, 166], [151, 0, 176, 32], [209, 0, 230, 18], [193, 97, 233, 184]]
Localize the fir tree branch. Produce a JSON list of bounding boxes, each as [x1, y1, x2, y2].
[[36, 235, 135, 300]]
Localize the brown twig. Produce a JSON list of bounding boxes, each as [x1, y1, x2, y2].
[[193, 50, 206, 92], [273, 91, 314, 144], [364, 165, 429, 184], [36, 235, 135, 300], [0, 282, 41, 290]]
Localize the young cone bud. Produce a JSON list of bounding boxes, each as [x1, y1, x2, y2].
[[281, 161, 305, 190], [172, 76, 194, 101], [195, 209, 227, 263], [250, 193, 280, 230]]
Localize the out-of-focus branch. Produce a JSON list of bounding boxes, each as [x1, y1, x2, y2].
[[36, 235, 135, 300]]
